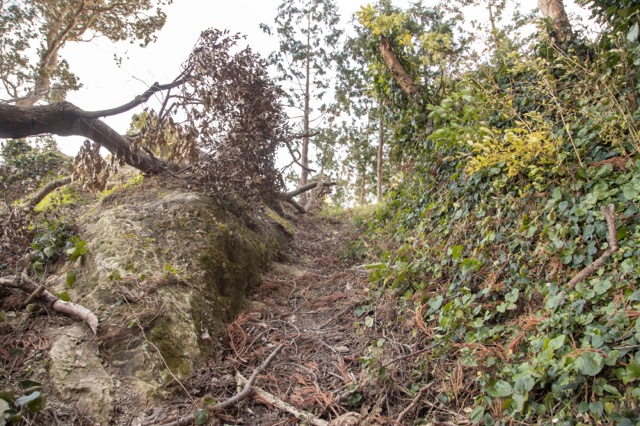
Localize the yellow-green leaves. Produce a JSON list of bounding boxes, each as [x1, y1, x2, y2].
[[356, 5, 407, 37], [465, 126, 560, 179]]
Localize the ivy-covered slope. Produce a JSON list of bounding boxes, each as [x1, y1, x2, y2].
[[361, 32, 640, 425]]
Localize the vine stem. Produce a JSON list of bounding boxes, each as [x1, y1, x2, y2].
[[566, 204, 618, 290]]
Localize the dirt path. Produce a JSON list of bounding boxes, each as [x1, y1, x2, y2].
[[220, 213, 374, 425], [207, 213, 470, 426]]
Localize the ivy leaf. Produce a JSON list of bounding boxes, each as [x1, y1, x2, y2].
[[627, 22, 639, 43], [0, 388, 15, 403], [194, 408, 208, 425], [593, 279, 612, 295], [429, 295, 443, 310], [547, 335, 565, 351], [505, 288, 519, 303], [487, 380, 512, 397], [43, 247, 55, 258], [602, 384, 621, 396], [469, 405, 484, 424], [15, 391, 46, 413], [364, 316, 375, 328], [623, 179, 640, 200], [66, 270, 77, 286], [32, 261, 44, 272], [19, 380, 41, 393], [627, 358, 640, 380], [576, 352, 604, 376], [58, 291, 70, 302], [621, 259, 635, 275], [451, 245, 463, 260]]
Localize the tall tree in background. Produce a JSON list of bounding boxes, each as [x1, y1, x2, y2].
[[261, 0, 342, 194], [335, 17, 386, 203], [0, 0, 171, 106], [339, 1, 457, 202], [539, 0, 573, 43]]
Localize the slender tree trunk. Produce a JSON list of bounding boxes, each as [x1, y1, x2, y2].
[[358, 168, 365, 205], [487, 0, 501, 50], [376, 100, 384, 202], [300, 10, 312, 203], [378, 36, 419, 97], [16, 3, 81, 106], [539, 0, 573, 43]]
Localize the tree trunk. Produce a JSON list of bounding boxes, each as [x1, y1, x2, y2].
[[378, 36, 419, 97], [300, 10, 312, 204], [0, 102, 167, 174], [539, 0, 573, 43], [376, 101, 384, 202], [487, 0, 501, 50], [15, 3, 83, 106]]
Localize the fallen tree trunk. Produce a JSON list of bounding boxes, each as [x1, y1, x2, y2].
[[282, 181, 337, 214], [0, 80, 185, 175], [0, 102, 167, 175], [0, 273, 99, 334]]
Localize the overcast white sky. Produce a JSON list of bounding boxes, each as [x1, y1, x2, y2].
[[59, 0, 372, 155], [57, 0, 592, 156]]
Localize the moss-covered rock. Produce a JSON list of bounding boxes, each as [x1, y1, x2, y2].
[[45, 175, 290, 418]]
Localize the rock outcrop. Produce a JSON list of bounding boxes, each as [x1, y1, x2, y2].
[[44, 175, 289, 424]]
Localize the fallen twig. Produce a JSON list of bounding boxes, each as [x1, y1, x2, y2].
[[381, 342, 440, 368], [217, 344, 284, 410], [22, 283, 46, 307], [396, 384, 433, 423], [156, 344, 285, 426], [567, 204, 618, 290], [236, 371, 329, 426], [0, 273, 99, 334]]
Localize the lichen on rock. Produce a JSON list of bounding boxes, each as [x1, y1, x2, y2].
[[44, 175, 290, 421], [47, 324, 114, 426]]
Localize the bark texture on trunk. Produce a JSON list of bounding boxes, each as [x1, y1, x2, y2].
[[539, 0, 573, 43], [376, 104, 384, 202], [300, 10, 312, 204], [378, 37, 419, 97], [0, 102, 167, 174]]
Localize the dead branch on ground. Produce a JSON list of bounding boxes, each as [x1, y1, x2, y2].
[[0, 272, 98, 334], [155, 344, 285, 426], [282, 181, 337, 214], [236, 372, 329, 426], [396, 385, 433, 423]]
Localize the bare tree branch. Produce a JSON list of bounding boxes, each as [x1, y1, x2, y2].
[[21, 176, 72, 208], [0, 273, 99, 334], [78, 78, 186, 119]]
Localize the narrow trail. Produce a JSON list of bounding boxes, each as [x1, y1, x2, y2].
[[224, 213, 375, 425], [208, 213, 470, 426]]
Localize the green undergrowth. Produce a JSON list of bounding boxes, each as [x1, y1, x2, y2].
[[357, 30, 640, 425]]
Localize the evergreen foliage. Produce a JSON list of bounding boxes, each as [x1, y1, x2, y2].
[[354, 1, 640, 423]]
